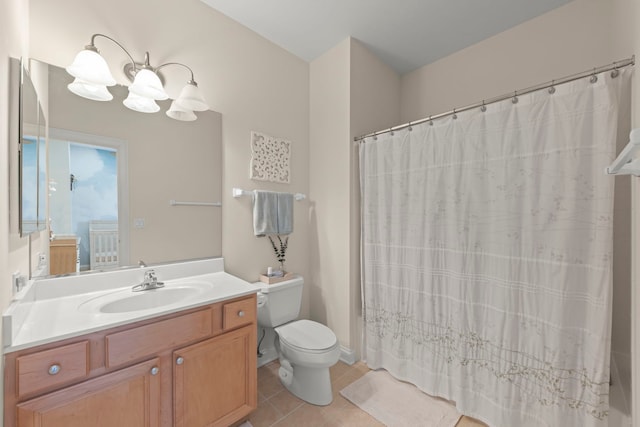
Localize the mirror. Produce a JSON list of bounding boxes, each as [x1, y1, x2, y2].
[[18, 59, 47, 236], [28, 59, 223, 278]]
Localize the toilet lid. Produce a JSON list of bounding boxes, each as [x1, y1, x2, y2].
[[276, 319, 337, 351]]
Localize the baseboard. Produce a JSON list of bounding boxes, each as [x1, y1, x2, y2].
[[340, 345, 357, 365]]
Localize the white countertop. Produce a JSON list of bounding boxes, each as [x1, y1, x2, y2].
[[3, 258, 259, 353]]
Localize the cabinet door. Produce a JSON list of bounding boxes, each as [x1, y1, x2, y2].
[[17, 358, 161, 427], [174, 324, 257, 427]]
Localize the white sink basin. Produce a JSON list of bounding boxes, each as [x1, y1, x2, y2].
[[99, 287, 199, 313], [78, 281, 214, 314]]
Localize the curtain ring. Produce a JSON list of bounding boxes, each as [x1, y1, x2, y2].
[[590, 68, 598, 83], [611, 62, 620, 78], [389, 127, 394, 136], [452, 109, 457, 120], [511, 91, 518, 104], [407, 122, 413, 132], [480, 101, 487, 112], [429, 116, 434, 126], [373, 135, 378, 141], [548, 80, 556, 94]]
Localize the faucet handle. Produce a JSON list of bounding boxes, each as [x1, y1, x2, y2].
[[144, 269, 156, 282]]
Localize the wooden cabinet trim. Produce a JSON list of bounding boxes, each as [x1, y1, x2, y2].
[[16, 341, 89, 399], [173, 324, 257, 427], [17, 358, 161, 427], [223, 295, 257, 331], [105, 308, 213, 368]]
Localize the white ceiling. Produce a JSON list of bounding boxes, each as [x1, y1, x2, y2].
[[200, 0, 571, 75]]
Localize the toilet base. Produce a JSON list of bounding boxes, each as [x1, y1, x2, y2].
[[280, 361, 334, 406]]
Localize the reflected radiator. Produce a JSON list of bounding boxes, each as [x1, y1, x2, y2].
[[89, 220, 119, 270]]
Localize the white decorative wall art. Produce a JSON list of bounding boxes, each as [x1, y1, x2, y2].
[[250, 131, 291, 184]]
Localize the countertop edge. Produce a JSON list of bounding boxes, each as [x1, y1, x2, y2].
[[4, 288, 258, 354]]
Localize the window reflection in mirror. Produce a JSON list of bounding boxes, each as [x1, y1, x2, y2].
[[48, 132, 121, 272]]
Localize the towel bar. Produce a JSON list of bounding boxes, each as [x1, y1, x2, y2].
[[232, 187, 306, 201], [169, 200, 222, 207]]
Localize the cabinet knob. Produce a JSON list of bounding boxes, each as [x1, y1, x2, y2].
[[48, 364, 61, 375], [176, 356, 184, 365], [150, 366, 159, 376], [238, 310, 245, 317]]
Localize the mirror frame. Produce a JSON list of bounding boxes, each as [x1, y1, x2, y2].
[[17, 57, 47, 237]]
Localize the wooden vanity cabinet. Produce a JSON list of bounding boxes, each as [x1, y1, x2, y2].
[[4, 294, 258, 427], [17, 358, 161, 427], [174, 325, 255, 427]]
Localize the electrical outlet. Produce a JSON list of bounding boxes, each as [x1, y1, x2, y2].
[[12, 271, 26, 295], [38, 252, 46, 267], [134, 218, 145, 229]]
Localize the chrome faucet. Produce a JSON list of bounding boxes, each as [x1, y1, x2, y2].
[[132, 269, 165, 292]]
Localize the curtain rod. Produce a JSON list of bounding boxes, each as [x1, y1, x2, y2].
[[356, 56, 635, 142]]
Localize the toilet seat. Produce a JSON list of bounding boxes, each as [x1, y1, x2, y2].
[[275, 319, 338, 353]]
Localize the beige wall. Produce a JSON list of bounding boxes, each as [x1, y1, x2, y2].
[[1, 0, 30, 421], [309, 39, 352, 346], [631, 0, 640, 421], [349, 39, 401, 356], [401, 0, 632, 123], [28, 0, 311, 318], [309, 38, 400, 354], [5, 0, 31, 291]]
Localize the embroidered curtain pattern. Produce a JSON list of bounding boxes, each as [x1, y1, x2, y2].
[[360, 70, 630, 427]]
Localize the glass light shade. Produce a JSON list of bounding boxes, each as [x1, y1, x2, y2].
[[123, 92, 160, 113], [128, 68, 168, 100], [67, 78, 113, 101], [166, 100, 197, 121], [66, 49, 116, 86], [175, 82, 208, 111]]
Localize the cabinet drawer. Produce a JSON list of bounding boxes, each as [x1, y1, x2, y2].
[[223, 296, 256, 330], [16, 341, 89, 398], [105, 308, 212, 368]]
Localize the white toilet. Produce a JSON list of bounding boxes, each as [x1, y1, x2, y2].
[[255, 275, 340, 406]]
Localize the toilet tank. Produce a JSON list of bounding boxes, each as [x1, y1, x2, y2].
[[256, 275, 303, 327]]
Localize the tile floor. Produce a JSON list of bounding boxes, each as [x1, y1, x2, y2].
[[249, 360, 488, 427]]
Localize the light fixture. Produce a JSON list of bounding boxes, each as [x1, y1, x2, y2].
[[166, 100, 197, 121], [66, 34, 208, 120], [175, 81, 208, 111], [67, 78, 113, 101], [66, 47, 117, 86], [128, 53, 168, 101], [123, 92, 160, 113]]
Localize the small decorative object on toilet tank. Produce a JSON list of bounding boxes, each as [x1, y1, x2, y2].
[[260, 234, 292, 284], [268, 235, 289, 273]]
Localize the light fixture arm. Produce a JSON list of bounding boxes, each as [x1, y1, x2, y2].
[[87, 33, 137, 73], [155, 62, 198, 86]]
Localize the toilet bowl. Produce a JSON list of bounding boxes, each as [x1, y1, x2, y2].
[[275, 319, 341, 405], [254, 276, 341, 405]]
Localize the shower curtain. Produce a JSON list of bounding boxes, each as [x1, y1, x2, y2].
[[360, 69, 631, 427]]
